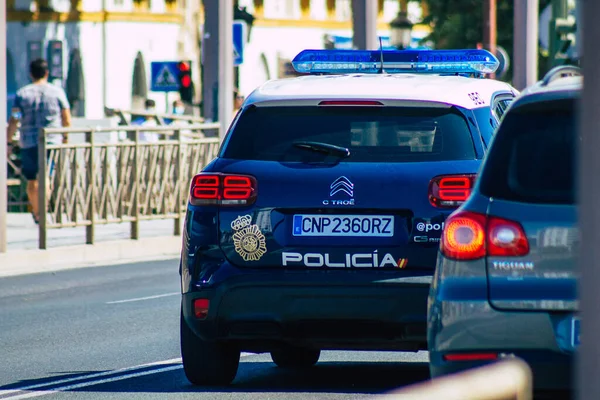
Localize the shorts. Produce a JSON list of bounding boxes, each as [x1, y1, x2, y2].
[[20, 147, 54, 181]]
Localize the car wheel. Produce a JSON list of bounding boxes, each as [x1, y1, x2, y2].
[[270, 347, 320, 368], [180, 310, 240, 386]]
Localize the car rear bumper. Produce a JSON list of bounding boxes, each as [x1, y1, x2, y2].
[[182, 269, 431, 352], [429, 351, 572, 392], [428, 300, 575, 391]]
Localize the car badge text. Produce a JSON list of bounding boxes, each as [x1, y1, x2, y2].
[[323, 176, 355, 206]]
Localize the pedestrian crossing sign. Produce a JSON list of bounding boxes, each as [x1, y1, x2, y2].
[[150, 61, 186, 92], [156, 65, 177, 87], [233, 20, 247, 66]]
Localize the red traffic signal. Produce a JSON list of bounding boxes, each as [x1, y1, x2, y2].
[[181, 75, 192, 88], [177, 60, 193, 103], [177, 61, 191, 72], [177, 61, 192, 88]]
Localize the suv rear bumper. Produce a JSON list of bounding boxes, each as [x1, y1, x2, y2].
[[430, 351, 572, 392], [428, 298, 575, 391], [182, 270, 430, 352]]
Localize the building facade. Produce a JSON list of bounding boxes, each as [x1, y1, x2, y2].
[[6, 0, 430, 121], [235, 0, 430, 98], [7, 0, 200, 118]]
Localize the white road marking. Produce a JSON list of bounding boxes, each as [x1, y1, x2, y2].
[[0, 353, 254, 399], [0, 358, 182, 397], [1, 365, 183, 400], [105, 292, 180, 304]]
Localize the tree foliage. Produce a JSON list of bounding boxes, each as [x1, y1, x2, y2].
[[417, 0, 553, 82]]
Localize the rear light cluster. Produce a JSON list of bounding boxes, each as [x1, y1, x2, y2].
[[318, 100, 384, 106], [443, 353, 498, 362], [429, 174, 477, 208], [441, 211, 529, 260], [193, 299, 210, 319], [189, 173, 257, 206]]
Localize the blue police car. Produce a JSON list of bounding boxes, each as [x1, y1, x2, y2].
[[179, 48, 518, 385]]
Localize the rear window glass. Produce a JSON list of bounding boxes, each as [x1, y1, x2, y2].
[[479, 99, 577, 204], [222, 106, 476, 163]]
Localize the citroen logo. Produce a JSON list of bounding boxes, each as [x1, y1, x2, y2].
[[330, 176, 354, 197]]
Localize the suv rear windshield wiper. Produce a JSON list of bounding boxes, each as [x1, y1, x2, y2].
[[292, 141, 350, 158]]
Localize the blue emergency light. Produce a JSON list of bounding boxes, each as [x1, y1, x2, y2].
[[291, 49, 499, 76]]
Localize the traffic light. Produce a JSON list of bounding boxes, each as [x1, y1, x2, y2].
[[177, 61, 193, 104]]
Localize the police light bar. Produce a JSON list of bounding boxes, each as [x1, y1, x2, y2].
[[291, 49, 499, 75]]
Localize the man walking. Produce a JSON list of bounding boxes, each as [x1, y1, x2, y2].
[[6, 58, 71, 223]]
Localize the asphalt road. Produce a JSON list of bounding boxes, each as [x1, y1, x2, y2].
[[0, 260, 430, 400]]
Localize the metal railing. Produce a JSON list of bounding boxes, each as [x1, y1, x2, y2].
[[378, 358, 533, 400], [37, 123, 221, 249], [104, 107, 220, 141], [104, 106, 207, 126]]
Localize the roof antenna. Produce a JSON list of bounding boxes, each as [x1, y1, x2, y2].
[[378, 36, 385, 74]]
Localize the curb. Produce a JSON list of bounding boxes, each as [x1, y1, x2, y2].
[[0, 236, 182, 278]]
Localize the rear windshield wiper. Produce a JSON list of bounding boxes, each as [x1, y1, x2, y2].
[[292, 141, 350, 158]]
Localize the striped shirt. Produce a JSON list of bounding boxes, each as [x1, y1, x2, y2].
[[12, 83, 70, 149]]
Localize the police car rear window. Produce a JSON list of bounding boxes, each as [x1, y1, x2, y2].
[[222, 106, 476, 163], [479, 99, 576, 204]]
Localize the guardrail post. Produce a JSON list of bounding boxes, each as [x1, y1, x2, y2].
[[117, 140, 125, 220], [174, 129, 182, 236], [38, 129, 47, 250], [70, 138, 78, 224], [55, 145, 62, 225], [86, 129, 95, 244], [101, 136, 109, 221], [131, 129, 140, 240]]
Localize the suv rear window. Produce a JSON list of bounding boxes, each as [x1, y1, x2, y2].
[[222, 106, 476, 163], [479, 98, 577, 204]]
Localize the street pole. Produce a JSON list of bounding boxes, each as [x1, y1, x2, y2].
[[574, 0, 582, 61], [578, 2, 600, 400], [512, 0, 539, 90], [0, 0, 7, 253], [218, 0, 233, 140], [202, 0, 218, 123], [483, 0, 497, 79], [101, 0, 107, 110], [351, 0, 378, 50]]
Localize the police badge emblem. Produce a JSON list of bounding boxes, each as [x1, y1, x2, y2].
[[231, 215, 267, 261]]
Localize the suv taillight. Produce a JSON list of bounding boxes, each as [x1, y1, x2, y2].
[[189, 173, 257, 206], [441, 211, 529, 260], [429, 174, 476, 208]]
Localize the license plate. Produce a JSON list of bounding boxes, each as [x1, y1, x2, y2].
[[292, 215, 394, 237], [571, 317, 580, 348]]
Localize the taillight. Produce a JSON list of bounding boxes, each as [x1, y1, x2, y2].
[[189, 173, 257, 206], [193, 298, 210, 319], [487, 216, 530, 256], [429, 174, 476, 208], [318, 100, 384, 106], [443, 353, 498, 362], [441, 211, 487, 260], [441, 211, 529, 260]]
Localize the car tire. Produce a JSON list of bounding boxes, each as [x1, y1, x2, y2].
[[180, 310, 240, 386], [270, 347, 320, 368]]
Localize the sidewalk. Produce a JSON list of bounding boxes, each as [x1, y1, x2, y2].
[[0, 213, 182, 278]]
